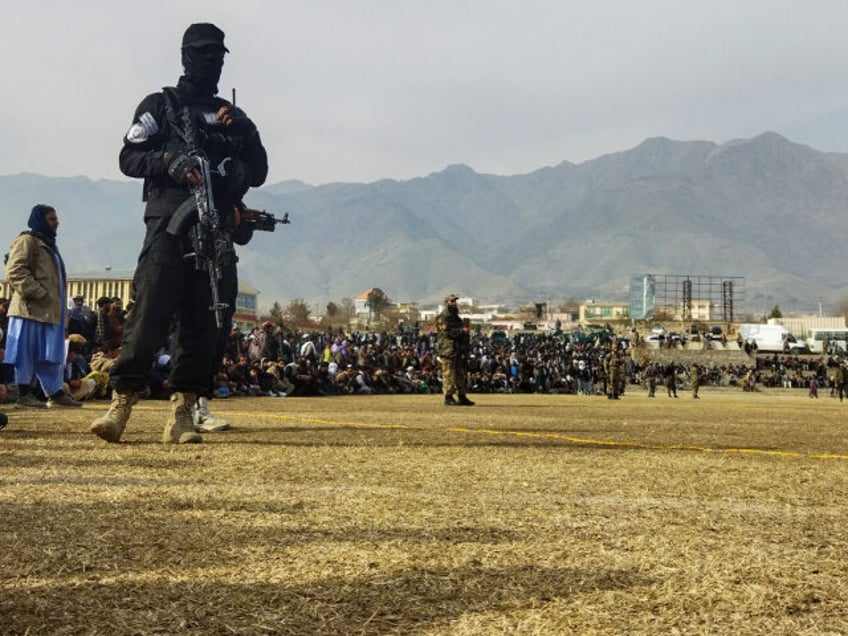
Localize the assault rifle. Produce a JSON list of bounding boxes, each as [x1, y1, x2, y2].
[[166, 154, 231, 328], [166, 155, 292, 329]]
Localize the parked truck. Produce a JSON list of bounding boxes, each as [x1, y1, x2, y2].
[[738, 323, 809, 353]]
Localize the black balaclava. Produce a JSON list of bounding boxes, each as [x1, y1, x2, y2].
[[177, 23, 228, 102]]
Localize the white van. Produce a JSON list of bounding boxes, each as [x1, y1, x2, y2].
[[738, 323, 809, 353]]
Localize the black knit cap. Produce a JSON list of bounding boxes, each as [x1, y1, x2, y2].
[[182, 23, 229, 52]]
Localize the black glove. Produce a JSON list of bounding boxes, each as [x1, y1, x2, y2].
[[229, 108, 257, 136], [165, 152, 199, 184]]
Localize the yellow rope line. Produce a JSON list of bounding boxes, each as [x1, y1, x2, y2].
[[225, 410, 848, 462]]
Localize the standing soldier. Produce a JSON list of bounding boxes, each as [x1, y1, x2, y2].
[[90, 23, 268, 444], [665, 363, 678, 398], [436, 294, 474, 406], [605, 348, 621, 400], [690, 362, 700, 399], [835, 362, 847, 402], [645, 362, 657, 397], [600, 346, 610, 397]]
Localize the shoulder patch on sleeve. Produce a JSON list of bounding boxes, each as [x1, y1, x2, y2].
[[126, 111, 160, 143], [139, 112, 159, 136]]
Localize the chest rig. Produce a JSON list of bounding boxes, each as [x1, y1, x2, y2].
[[161, 88, 244, 202]]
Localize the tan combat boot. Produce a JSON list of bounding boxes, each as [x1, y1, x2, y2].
[[89, 390, 139, 443], [163, 391, 202, 444]]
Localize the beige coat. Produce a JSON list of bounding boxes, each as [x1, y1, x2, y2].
[[5, 232, 63, 325]]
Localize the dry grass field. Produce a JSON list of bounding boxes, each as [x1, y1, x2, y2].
[[2, 387, 848, 635]]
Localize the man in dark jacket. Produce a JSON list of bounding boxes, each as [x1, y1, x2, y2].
[[93, 296, 113, 351], [91, 23, 268, 444]]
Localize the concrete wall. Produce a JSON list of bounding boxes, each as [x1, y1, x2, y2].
[[629, 343, 754, 367]]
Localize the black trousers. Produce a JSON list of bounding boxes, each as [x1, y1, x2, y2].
[[111, 218, 237, 394]]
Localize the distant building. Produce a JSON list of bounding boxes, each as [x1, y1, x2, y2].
[[0, 269, 262, 331], [772, 315, 846, 338], [673, 299, 713, 321], [233, 281, 261, 331], [354, 288, 393, 317], [392, 302, 421, 329], [0, 269, 136, 307], [579, 300, 629, 323]]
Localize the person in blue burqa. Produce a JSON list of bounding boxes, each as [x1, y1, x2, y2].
[[4, 204, 82, 409]]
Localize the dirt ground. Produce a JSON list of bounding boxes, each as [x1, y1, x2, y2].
[[2, 387, 847, 635]]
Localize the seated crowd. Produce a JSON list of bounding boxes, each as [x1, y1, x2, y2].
[[0, 294, 843, 403]]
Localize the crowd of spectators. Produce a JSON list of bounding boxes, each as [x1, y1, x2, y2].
[[203, 327, 848, 398], [1, 295, 845, 404]]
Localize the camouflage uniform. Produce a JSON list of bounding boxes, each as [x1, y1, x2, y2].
[[605, 350, 621, 399], [645, 363, 657, 397], [835, 363, 847, 402], [436, 295, 473, 406]]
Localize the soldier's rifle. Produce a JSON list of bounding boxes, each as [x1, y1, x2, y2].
[[239, 208, 291, 232], [166, 155, 291, 329]]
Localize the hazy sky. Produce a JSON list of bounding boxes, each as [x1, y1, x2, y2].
[[3, 1, 848, 186]]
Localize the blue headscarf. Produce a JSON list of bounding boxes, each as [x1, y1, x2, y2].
[[24, 204, 65, 283], [28, 204, 56, 241]]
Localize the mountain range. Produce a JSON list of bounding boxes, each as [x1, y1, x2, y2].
[[2, 131, 846, 315]]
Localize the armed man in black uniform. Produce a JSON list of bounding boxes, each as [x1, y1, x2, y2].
[[91, 23, 268, 444]]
